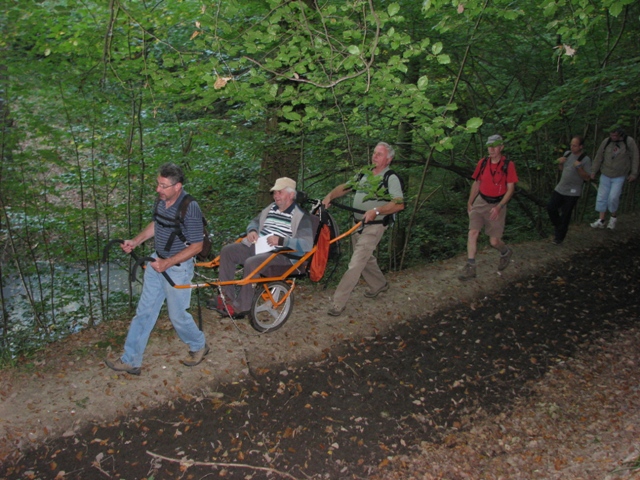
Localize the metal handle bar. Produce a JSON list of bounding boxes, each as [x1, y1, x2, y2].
[[102, 239, 174, 286]]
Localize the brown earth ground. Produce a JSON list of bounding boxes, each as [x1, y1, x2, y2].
[[1, 215, 639, 478]]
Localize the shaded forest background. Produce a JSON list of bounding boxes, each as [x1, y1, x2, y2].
[[0, 0, 638, 361]]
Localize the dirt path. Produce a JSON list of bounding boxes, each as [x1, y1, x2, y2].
[[1, 214, 640, 469]]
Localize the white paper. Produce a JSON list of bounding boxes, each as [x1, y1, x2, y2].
[[255, 235, 275, 255]]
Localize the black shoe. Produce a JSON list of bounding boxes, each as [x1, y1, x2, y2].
[[551, 239, 562, 245]]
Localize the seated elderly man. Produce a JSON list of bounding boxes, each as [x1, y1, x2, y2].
[[210, 177, 314, 318]]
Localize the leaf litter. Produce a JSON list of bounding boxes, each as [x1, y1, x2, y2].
[[1, 226, 640, 479]]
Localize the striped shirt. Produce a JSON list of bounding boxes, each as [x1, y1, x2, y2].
[[259, 204, 294, 238], [154, 191, 204, 258]]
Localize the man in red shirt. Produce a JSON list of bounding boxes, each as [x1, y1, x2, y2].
[[459, 134, 518, 281]]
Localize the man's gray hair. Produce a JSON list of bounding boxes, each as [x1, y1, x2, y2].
[[159, 163, 185, 185], [283, 186, 297, 196], [377, 142, 395, 160]]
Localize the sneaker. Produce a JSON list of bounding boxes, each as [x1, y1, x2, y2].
[[104, 358, 141, 375], [364, 282, 389, 298], [498, 248, 513, 271], [607, 217, 617, 230], [182, 343, 210, 367], [551, 239, 562, 246], [327, 305, 346, 316], [590, 219, 606, 229], [458, 262, 476, 281]]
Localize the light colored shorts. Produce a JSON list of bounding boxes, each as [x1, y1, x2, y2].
[[468, 196, 507, 238]]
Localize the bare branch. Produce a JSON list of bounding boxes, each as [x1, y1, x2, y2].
[[146, 450, 300, 479]]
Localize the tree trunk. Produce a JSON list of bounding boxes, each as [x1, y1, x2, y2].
[[257, 115, 301, 206]]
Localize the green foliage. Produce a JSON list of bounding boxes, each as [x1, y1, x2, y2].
[[1, 0, 639, 361], [344, 166, 394, 202]]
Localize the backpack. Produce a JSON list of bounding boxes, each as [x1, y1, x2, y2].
[[309, 223, 330, 282], [308, 204, 341, 282], [153, 194, 213, 262], [356, 169, 405, 197], [354, 169, 404, 226]]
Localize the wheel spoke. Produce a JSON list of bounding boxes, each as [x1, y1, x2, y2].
[[250, 282, 293, 332]]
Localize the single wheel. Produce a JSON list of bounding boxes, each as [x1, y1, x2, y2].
[[249, 281, 294, 332]]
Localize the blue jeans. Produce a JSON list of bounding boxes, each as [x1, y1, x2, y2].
[[595, 174, 626, 214], [122, 255, 205, 368]]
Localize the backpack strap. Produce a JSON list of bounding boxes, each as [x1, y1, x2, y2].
[[153, 194, 193, 253], [604, 135, 629, 150], [382, 169, 404, 195], [478, 156, 510, 176]]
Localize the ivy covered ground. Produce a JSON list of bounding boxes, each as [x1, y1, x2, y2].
[[1, 218, 639, 479]]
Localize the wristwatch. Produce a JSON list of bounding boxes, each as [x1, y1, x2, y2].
[[374, 208, 380, 216]]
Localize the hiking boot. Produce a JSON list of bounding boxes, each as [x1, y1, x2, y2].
[[364, 282, 389, 298], [182, 343, 210, 367], [590, 218, 605, 229], [327, 305, 346, 317], [607, 217, 617, 230], [551, 239, 563, 246], [498, 248, 513, 271], [458, 262, 476, 281], [104, 358, 141, 375]]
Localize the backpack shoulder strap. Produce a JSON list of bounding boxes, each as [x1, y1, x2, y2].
[[177, 194, 194, 223], [157, 194, 192, 253], [152, 198, 162, 221], [383, 170, 404, 190], [478, 156, 489, 177], [502, 157, 510, 174]]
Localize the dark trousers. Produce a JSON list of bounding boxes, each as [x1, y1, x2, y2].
[[547, 191, 579, 242]]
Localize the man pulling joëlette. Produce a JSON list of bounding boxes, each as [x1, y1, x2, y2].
[[322, 142, 404, 317], [105, 163, 208, 375]]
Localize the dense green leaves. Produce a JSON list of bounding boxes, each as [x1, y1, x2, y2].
[[0, 0, 638, 358]]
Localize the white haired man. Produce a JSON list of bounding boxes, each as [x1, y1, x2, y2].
[[212, 177, 314, 318], [322, 142, 404, 316]]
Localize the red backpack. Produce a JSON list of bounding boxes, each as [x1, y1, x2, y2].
[[309, 223, 331, 281]]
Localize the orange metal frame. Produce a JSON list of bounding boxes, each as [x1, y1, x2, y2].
[[171, 221, 362, 292]]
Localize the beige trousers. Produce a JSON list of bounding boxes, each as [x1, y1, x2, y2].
[[332, 223, 387, 309]]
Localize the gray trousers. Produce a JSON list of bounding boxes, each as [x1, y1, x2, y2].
[[219, 241, 294, 312], [332, 223, 387, 309]]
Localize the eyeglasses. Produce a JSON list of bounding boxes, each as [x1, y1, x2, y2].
[[156, 182, 177, 189]]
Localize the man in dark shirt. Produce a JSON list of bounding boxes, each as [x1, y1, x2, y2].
[[105, 163, 208, 375]]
